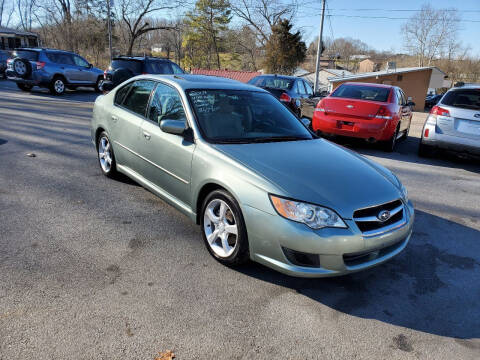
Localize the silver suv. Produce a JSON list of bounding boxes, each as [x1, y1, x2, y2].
[[419, 84, 480, 157], [6, 48, 104, 95]]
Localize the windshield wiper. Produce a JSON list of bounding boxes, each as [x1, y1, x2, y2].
[[248, 136, 312, 143]]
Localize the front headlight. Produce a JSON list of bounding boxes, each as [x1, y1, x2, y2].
[[269, 195, 347, 229]]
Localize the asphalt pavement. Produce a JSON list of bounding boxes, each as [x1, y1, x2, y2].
[[0, 80, 479, 360]]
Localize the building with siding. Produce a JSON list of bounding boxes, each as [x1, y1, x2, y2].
[[0, 27, 39, 50]]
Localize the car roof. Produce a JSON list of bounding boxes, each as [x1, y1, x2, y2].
[[253, 74, 299, 80], [448, 84, 480, 91], [15, 47, 76, 54], [113, 56, 170, 62], [133, 74, 268, 92], [340, 82, 394, 89]]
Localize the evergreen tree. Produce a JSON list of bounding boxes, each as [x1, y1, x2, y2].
[[183, 0, 231, 69], [264, 19, 306, 75]]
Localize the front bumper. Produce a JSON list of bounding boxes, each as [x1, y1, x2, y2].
[[421, 123, 480, 156], [244, 200, 414, 278]]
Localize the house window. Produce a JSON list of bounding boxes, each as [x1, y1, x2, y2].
[[14, 37, 21, 48], [397, 75, 403, 81], [7, 38, 15, 49]]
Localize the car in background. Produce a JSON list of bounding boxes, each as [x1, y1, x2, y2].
[[312, 82, 415, 151], [5, 48, 104, 95], [102, 56, 184, 92], [419, 84, 480, 157], [91, 74, 413, 277], [247, 74, 324, 122], [0, 50, 12, 79], [425, 94, 442, 109]]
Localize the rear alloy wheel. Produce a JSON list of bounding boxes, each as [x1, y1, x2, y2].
[[97, 131, 117, 178], [201, 190, 249, 266], [50, 77, 66, 95], [383, 125, 399, 152], [16, 83, 32, 92], [95, 77, 104, 93]]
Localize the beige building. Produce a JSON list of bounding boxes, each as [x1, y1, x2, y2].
[[358, 58, 387, 73], [328, 67, 447, 111], [299, 68, 352, 91]]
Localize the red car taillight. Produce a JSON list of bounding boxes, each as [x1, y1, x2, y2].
[[36, 62, 46, 70], [279, 93, 291, 102], [104, 70, 107, 79], [430, 105, 450, 117], [314, 99, 326, 113], [374, 106, 393, 120]]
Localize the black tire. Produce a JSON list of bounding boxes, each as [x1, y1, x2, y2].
[[49, 76, 66, 95], [12, 58, 32, 78], [418, 142, 436, 158], [96, 131, 118, 178], [16, 83, 32, 92], [95, 76, 104, 93], [382, 125, 399, 152], [200, 189, 249, 266]]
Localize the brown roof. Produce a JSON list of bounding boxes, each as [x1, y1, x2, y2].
[[191, 69, 261, 83]]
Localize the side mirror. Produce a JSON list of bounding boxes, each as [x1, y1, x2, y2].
[[88, 63, 93, 69], [160, 119, 185, 136], [300, 117, 311, 127]]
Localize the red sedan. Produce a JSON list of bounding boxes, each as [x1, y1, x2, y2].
[[312, 82, 414, 151]]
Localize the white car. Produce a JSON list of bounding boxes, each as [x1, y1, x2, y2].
[[419, 84, 480, 157]]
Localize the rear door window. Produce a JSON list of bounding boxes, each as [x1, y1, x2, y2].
[[13, 50, 39, 61], [296, 80, 307, 95], [111, 59, 142, 74], [331, 84, 391, 102], [303, 81, 314, 96], [121, 80, 156, 116], [441, 89, 480, 111]]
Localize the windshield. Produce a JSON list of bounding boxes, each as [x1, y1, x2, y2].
[[441, 89, 480, 110], [146, 61, 184, 74], [248, 76, 294, 90], [331, 84, 391, 102], [188, 89, 313, 143]]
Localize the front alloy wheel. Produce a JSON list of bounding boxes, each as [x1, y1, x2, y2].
[[201, 190, 249, 265]]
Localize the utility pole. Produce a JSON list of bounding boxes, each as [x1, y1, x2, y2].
[[314, 0, 326, 93], [107, 0, 113, 61]]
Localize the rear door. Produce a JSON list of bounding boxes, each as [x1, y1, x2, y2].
[[109, 80, 156, 172], [437, 88, 480, 141], [300, 80, 319, 119]]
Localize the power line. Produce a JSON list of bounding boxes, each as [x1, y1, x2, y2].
[[320, 14, 480, 23]]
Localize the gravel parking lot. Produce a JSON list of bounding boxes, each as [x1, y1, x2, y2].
[[0, 80, 479, 360]]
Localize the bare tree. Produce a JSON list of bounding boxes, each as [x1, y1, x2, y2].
[[231, 0, 297, 46], [402, 4, 461, 66], [1, 0, 14, 27], [117, 0, 179, 56], [15, 0, 37, 31]]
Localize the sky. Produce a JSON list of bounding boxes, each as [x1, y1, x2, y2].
[[295, 0, 480, 56]]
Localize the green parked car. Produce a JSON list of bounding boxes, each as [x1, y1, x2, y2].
[[91, 75, 414, 277]]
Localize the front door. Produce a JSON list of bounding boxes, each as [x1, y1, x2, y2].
[[72, 55, 94, 84], [140, 81, 195, 205]]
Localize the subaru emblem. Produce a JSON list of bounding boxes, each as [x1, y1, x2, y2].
[[474, 114, 480, 119], [377, 210, 391, 222]]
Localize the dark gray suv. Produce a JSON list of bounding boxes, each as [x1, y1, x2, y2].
[[6, 48, 104, 95]]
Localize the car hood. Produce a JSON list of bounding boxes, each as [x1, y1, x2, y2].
[[214, 138, 402, 218]]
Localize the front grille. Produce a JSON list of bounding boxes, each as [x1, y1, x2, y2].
[[343, 238, 404, 267], [353, 199, 405, 235]]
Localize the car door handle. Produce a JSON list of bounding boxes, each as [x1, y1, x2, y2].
[[143, 131, 151, 140], [111, 116, 118, 123]]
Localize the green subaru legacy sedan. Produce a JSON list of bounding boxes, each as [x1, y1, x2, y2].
[[91, 74, 414, 277]]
